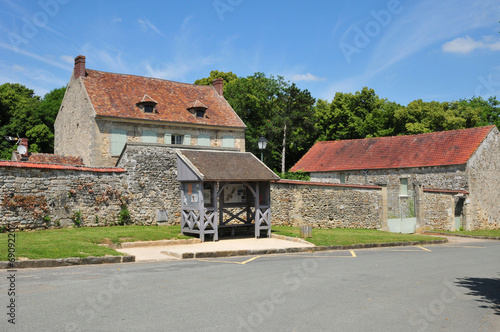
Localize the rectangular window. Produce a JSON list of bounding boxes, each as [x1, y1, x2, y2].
[[222, 136, 235, 148], [400, 178, 408, 196], [142, 130, 157, 143], [111, 129, 127, 156], [198, 134, 210, 146], [340, 173, 346, 184], [172, 134, 183, 145]]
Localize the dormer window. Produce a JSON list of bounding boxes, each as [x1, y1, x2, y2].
[[137, 95, 158, 114], [195, 109, 206, 118], [187, 100, 208, 119]]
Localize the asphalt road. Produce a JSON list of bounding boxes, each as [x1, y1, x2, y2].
[[2, 238, 499, 332]]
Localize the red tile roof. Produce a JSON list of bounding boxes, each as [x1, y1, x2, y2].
[[0, 161, 126, 173], [82, 69, 246, 128], [291, 126, 496, 172]]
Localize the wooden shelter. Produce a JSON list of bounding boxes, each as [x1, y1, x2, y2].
[[176, 149, 280, 241]]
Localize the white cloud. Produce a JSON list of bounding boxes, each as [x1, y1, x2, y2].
[[291, 73, 327, 82], [442, 35, 500, 54], [366, 0, 500, 75], [112, 17, 122, 23], [0, 41, 72, 71], [60, 55, 74, 64], [138, 18, 164, 36]]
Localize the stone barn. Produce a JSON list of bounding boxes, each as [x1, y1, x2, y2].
[[291, 126, 500, 231]]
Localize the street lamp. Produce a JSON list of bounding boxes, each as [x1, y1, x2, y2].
[[258, 137, 268, 162]]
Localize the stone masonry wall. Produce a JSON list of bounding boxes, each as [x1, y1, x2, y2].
[[0, 144, 184, 230], [0, 166, 128, 230], [115, 143, 181, 225], [310, 166, 472, 229], [466, 127, 500, 229], [54, 75, 97, 166], [422, 192, 454, 230], [271, 181, 382, 229]]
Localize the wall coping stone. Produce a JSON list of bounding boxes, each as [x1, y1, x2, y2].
[[275, 179, 382, 190], [0, 161, 126, 173], [423, 188, 469, 194]]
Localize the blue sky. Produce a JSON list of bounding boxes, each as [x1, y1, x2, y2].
[[0, 0, 499, 106]]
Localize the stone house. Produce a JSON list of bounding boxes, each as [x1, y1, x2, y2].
[[55, 55, 246, 167], [291, 126, 500, 231]]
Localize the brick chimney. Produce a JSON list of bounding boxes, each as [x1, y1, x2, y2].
[[19, 138, 29, 160], [74, 55, 86, 79], [213, 78, 223, 97]]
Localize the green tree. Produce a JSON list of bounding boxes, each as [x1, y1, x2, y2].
[[0, 84, 64, 158], [314, 87, 397, 141], [194, 70, 239, 86], [39, 86, 66, 131]]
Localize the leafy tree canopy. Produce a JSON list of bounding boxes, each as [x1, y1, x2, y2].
[[0, 84, 65, 159]]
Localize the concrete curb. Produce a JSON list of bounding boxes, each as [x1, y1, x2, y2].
[[100, 238, 202, 249], [423, 231, 500, 240], [162, 239, 448, 259], [270, 233, 312, 245], [0, 255, 135, 269]]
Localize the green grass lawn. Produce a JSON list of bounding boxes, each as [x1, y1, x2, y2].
[[0, 225, 191, 261], [430, 229, 500, 238], [1, 225, 445, 261], [272, 226, 444, 247]]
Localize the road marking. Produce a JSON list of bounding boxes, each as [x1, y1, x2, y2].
[[283, 251, 357, 258], [391, 246, 431, 252], [196, 255, 261, 265], [416, 246, 432, 252]]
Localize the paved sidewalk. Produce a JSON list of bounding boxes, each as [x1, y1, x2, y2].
[[116, 237, 315, 262]]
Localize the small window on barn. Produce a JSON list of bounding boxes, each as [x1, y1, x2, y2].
[[400, 178, 408, 196], [340, 173, 346, 184], [144, 105, 154, 113]]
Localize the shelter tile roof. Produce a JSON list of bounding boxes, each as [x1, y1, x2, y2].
[[178, 150, 280, 182], [12, 153, 84, 166], [291, 126, 496, 172], [82, 69, 246, 128]]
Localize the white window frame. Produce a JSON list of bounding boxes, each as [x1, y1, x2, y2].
[[400, 178, 409, 196]]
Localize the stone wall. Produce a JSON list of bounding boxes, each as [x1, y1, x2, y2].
[[115, 143, 181, 225], [310, 165, 468, 220], [466, 127, 500, 229], [0, 144, 185, 230], [54, 75, 97, 166], [422, 192, 454, 230], [271, 181, 383, 229], [0, 166, 128, 230]]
